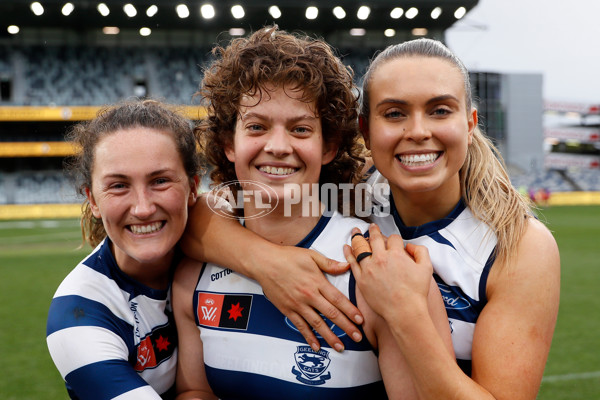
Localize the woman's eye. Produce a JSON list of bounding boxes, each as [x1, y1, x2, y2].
[[248, 124, 264, 132], [293, 126, 312, 135], [432, 107, 451, 116], [109, 183, 126, 190], [384, 110, 403, 119]]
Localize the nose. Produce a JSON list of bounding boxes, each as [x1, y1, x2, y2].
[[131, 186, 156, 218], [405, 113, 431, 142], [264, 126, 293, 157]]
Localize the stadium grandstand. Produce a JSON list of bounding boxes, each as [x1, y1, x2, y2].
[[0, 0, 597, 218]]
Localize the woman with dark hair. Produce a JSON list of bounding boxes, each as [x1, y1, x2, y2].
[[173, 27, 452, 400], [47, 99, 201, 399]]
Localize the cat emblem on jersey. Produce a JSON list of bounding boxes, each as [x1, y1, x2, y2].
[[292, 346, 332, 385]]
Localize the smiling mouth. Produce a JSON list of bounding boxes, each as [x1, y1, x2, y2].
[[258, 166, 298, 175], [128, 221, 164, 235], [396, 152, 441, 167]]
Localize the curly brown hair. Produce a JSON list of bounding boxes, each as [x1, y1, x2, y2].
[[196, 26, 364, 200]]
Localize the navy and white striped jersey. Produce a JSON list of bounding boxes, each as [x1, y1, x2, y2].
[[46, 238, 177, 399], [366, 169, 497, 376], [194, 212, 387, 399]]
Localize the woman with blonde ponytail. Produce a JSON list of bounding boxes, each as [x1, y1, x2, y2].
[[344, 38, 560, 399]]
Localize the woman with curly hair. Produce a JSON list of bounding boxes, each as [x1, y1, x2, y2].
[[173, 26, 452, 399], [181, 35, 560, 400]]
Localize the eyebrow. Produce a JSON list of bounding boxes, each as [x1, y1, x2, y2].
[[239, 112, 318, 123], [376, 94, 460, 108], [102, 169, 174, 181]]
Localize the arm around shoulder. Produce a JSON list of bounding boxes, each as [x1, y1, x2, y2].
[[179, 193, 364, 351]]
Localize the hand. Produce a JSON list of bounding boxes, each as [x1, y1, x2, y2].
[[252, 245, 364, 352], [344, 224, 433, 322]]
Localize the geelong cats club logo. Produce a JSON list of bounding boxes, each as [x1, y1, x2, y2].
[[292, 346, 332, 385]]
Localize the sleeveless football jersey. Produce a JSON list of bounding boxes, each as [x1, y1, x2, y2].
[[46, 238, 177, 399], [366, 169, 497, 376], [194, 212, 388, 399]]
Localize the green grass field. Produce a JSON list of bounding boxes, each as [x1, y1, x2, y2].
[[1, 206, 599, 399]]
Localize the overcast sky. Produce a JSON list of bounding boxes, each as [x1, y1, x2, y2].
[[445, 0, 600, 104]]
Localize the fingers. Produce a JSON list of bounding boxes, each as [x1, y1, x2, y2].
[[405, 243, 433, 272], [284, 249, 362, 349], [292, 305, 355, 352], [318, 285, 364, 341], [285, 312, 322, 352], [350, 229, 372, 263], [366, 223, 387, 254], [311, 250, 350, 275], [344, 244, 361, 279]]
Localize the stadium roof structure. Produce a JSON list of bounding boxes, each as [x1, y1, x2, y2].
[[1, 0, 479, 38]]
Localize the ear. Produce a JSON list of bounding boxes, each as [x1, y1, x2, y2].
[[359, 115, 370, 150], [467, 108, 478, 145], [224, 139, 236, 163], [321, 141, 338, 166], [188, 175, 200, 206], [85, 187, 102, 219]]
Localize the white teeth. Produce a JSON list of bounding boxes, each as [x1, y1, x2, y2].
[[259, 166, 297, 175], [397, 153, 439, 166], [130, 222, 163, 234]]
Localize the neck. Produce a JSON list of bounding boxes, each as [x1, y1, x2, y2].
[[111, 242, 172, 290], [390, 179, 462, 227]]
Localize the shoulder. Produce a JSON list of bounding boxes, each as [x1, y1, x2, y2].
[[173, 256, 204, 291], [512, 217, 559, 274], [52, 256, 119, 300], [515, 217, 560, 279], [488, 216, 559, 299]]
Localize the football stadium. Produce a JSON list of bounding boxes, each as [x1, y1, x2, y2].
[[0, 1, 599, 399]]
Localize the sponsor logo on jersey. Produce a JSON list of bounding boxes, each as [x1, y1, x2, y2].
[[284, 315, 347, 339], [134, 323, 176, 371], [438, 283, 472, 310], [210, 268, 233, 281], [292, 346, 332, 385], [197, 292, 252, 330]]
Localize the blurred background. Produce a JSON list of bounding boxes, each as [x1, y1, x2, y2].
[[0, 1, 598, 399], [0, 0, 598, 214]]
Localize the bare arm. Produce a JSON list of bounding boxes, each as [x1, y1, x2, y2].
[[346, 221, 560, 400], [357, 274, 454, 400], [179, 194, 364, 351], [172, 257, 218, 400], [469, 218, 560, 399]]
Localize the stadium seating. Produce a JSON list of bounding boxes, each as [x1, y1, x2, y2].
[[5, 170, 78, 204], [0, 44, 597, 206]]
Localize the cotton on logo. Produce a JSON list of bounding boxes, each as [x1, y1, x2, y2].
[[201, 306, 218, 322]]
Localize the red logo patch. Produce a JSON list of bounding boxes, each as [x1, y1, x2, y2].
[[196, 292, 252, 330]]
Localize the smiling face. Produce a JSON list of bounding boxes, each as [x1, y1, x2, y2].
[[363, 56, 476, 204], [86, 127, 197, 279], [225, 86, 337, 210]]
